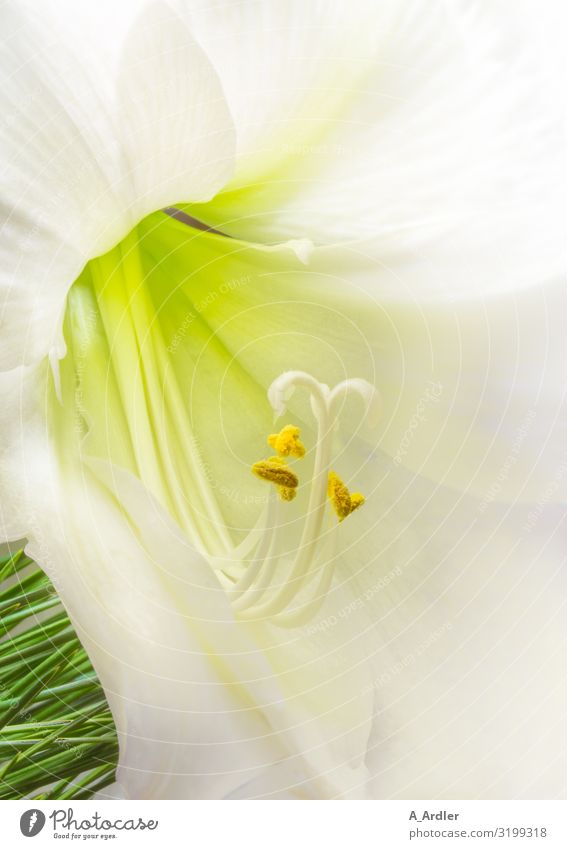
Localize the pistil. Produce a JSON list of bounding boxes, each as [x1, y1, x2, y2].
[[228, 371, 377, 626]]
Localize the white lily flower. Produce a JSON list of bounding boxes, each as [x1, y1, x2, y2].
[[1, 0, 567, 799]]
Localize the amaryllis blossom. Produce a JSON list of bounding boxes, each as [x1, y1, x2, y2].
[[1, 0, 567, 799]]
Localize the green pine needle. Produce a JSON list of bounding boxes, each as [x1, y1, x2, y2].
[[0, 550, 118, 799]]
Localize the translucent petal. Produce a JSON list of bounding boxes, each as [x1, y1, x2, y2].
[[331, 454, 567, 797], [0, 0, 234, 369], [180, 0, 567, 307]]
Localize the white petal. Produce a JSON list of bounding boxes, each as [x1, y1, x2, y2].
[[332, 259, 567, 504], [181, 0, 567, 301], [0, 362, 53, 541], [25, 466, 286, 799], [335, 456, 567, 798], [0, 0, 234, 370], [5, 347, 566, 798], [1, 352, 375, 797], [18, 455, 374, 798], [153, 224, 567, 504]]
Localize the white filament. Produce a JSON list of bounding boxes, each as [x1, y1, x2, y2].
[[228, 371, 376, 626]]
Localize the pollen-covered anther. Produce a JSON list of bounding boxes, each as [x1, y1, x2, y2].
[[232, 372, 377, 625], [278, 486, 297, 502], [327, 471, 365, 522], [252, 456, 299, 491], [349, 492, 365, 513], [267, 424, 306, 458]]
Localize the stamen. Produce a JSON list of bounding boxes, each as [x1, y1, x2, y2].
[[251, 456, 298, 489], [278, 486, 297, 502], [349, 493, 365, 512], [328, 472, 366, 522], [267, 424, 306, 458], [231, 371, 378, 626], [327, 471, 352, 521]]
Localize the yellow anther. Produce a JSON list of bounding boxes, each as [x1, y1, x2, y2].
[[267, 424, 306, 458], [278, 486, 297, 502], [349, 493, 365, 513], [327, 471, 365, 522], [327, 471, 352, 521], [252, 456, 299, 493]]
